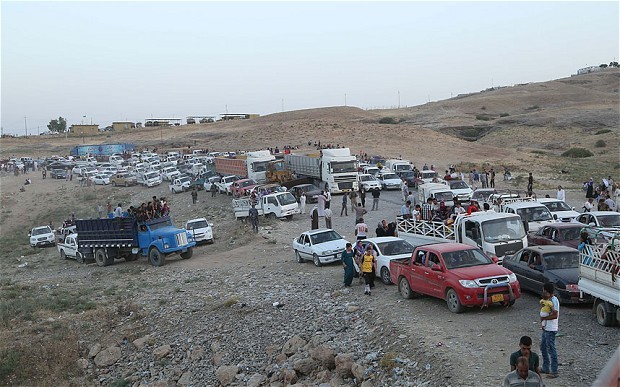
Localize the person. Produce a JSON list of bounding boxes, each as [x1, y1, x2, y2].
[[472, 169, 479, 190], [510, 336, 541, 376], [467, 200, 480, 215], [107, 201, 113, 215], [210, 182, 217, 197], [341, 193, 348, 216], [376, 220, 387, 237], [354, 203, 367, 225], [324, 189, 331, 209], [359, 187, 366, 208], [349, 190, 358, 213], [385, 222, 398, 237], [503, 356, 543, 387], [360, 245, 376, 295], [299, 192, 307, 214], [489, 168, 496, 188], [527, 172, 534, 196], [355, 217, 368, 240], [324, 206, 333, 229], [412, 204, 421, 221], [316, 191, 327, 217], [584, 177, 595, 199], [371, 187, 381, 211], [583, 197, 594, 212], [540, 298, 553, 329], [341, 243, 356, 287], [401, 200, 412, 220], [310, 206, 319, 230], [191, 187, 198, 204], [97, 204, 104, 219], [113, 203, 123, 218], [578, 231, 593, 265], [42, 169, 46, 179], [421, 198, 434, 221], [248, 204, 259, 233], [556, 186, 565, 202], [540, 282, 560, 379], [401, 179, 408, 202], [605, 194, 616, 211]]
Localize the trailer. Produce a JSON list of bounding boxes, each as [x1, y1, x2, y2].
[[75, 216, 195, 267], [214, 150, 276, 184], [284, 148, 358, 194]]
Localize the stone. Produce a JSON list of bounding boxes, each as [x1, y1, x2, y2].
[[177, 371, 192, 386], [133, 334, 151, 350], [335, 353, 354, 378], [94, 346, 122, 367], [153, 344, 172, 359], [274, 353, 287, 364], [247, 373, 266, 387], [215, 365, 239, 386], [281, 369, 298, 384], [293, 357, 318, 375], [361, 380, 374, 387], [346, 305, 360, 313], [351, 362, 365, 381], [282, 335, 307, 356], [212, 351, 226, 366], [190, 346, 204, 361], [88, 343, 102, 358], [315, 370, 332, 383], [211, 340, 221, 352], [310, 345, 336, 370], [76, 358, 89, 369]]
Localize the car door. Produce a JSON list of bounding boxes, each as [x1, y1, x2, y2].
[[507, 250, 532, 292], [409, 249, 430, 294], [423, 252, 445, 298], [299, 234, 312, 259], [527, 252, 546, 292]]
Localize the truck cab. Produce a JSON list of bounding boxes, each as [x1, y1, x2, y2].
[[170, 176, 192, 193], [500, 198, 556, 232], [385, 159, 413, 174], [57, 233, 84, 262], [139, 171, 162, 187], [233, 192, 300, 219], [216, 175, 239, 195]]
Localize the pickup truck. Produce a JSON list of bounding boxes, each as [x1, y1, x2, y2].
[[57, 233, 86, 263], [390, 242, 520, 313], [233, 192, 299, 219], [231, 178, 258, 198], [169, 176, 192, 193], [216, 175, 239, 195]]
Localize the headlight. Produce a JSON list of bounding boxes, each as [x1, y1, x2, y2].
[[321, 250, 331, 255], [459, 280, 478, 288], [164, 244, 169, 249], [508, 273, 517, 283], [566, 284, 579, 292]]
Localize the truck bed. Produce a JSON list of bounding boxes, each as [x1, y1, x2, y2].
[[76, 218, 138, 247], [578, 244, 620, 306]]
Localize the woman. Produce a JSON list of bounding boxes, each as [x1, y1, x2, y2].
[[361, 245, 376, 295], [341, 243, 356, 287], [578, 231, 593, 266]]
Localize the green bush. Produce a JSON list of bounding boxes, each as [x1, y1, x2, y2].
[[595, 129, 611, 135], [561, 148, 594, 158], [378, 117, 397, 124], [475, 115, 492, 121], [500, 113, 509, 117], [595, 140, 606, 148]]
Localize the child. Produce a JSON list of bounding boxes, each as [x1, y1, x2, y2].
[[361, 245, 376, 295], [540, 297, 553, 329]]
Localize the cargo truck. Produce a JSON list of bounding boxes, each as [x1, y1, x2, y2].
[[284, 148, 358, 194], [232, 192, 300, 219], [74, 216, 195, 267], [214, 150, 276, 184]]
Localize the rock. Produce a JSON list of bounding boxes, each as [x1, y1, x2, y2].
[[88, 343, 102, 358], [335, 353, 354, 378], [351, 362, 365, 381], [212, 351, 226, 366], [293, 357, 318, 375], [361, 380, 374, 387], [282, 335, 307, 356], [215, 365, 239, 386], [247, 373, 267, 387], [274, 353, 287, 364], [315, 370, 332, 383], [153, 344, 172, 359], [346, 305, 360, 313], [281, 369, 298, 384], [94, 346, 122, 367], [211, 340, 221, 352], [177, 371, 192, 385], [189, 346, 204, 361], [310, 345, 336, 370], [133, 334, 151, 350], [76, 358, 89, 369]]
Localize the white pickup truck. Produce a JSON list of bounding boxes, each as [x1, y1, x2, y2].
[[216, 175, 239, 195], [232, 192, 299, 219], [57, 233, 86, 263], [169, 176, 192, 193]]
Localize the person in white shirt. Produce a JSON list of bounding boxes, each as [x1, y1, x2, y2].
[[583, 198, 594, 212], [355, 218, 368, 240], [556, 186, 565, 202], [324, 207, 333, 229], [113, 203, 123, 218], [299, 192, 307, 214]]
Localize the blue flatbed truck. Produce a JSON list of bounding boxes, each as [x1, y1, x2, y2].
[[75, 216, 195, 266]]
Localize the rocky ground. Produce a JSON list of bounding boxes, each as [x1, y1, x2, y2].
[[1, 169, 618, 386]]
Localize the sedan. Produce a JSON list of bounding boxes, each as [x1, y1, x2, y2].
[[377, 172, 402, 190], [396, 171, 417, 187], [90, 174, 110, 185], [289, 184, 322, 203], [574, 211, 620, 229], [527, 223, 582, 249], [537, 198, 580, 222], [293, 229, 350, 267], [503, 246, 591, 304], [50, 169, 67, 179], [361, 237, 416, 284]]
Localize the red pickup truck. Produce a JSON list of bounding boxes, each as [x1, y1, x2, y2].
[[390, 242, 521, 313]]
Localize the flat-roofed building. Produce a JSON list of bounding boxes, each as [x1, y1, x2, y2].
[[70, 124, 99, 135], [112, 121, 136, 131]]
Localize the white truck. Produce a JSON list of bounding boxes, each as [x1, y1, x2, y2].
[[499, 197, 556, 232], [384, 159, 413, 174], [57, 233, 86, 263], [214, 150, 276, 184], [578, 230, 620, 326], [284, 148, 359, 194], [232, 192, 300, 219], [216, 175, 239, 195], [169, 176, 192, 193], [137, 171, 162, 187], [397, 211, 528, 264], [418, 183, 455, 207]]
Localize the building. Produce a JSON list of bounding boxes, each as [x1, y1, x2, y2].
[[69, 124, 99, 136], [112, 121, 136, 131]]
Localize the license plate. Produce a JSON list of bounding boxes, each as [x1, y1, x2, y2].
[[491, 294, 504, 303]]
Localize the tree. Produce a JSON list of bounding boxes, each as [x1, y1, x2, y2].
[[47, 116, 67, 133], [610, 61, 619, 68]]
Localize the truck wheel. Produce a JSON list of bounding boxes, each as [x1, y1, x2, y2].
[[446, 288, 464, 313], [94, 248, 109, 267], [76, 252, 85, 264], [295, 250, 304, 263], [399, 277, 414, 299], [286, 215, 293, 220], [595, 300, 615, 327], [149, 247, 165, 267], [180, 247, 193, 259], [381, 267, 392, 285], [313, 253, 322, 267]]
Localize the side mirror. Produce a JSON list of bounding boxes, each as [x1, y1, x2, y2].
[[431, 263, 442, 271], [553, 214, 558, 220], [589, 222, 596, 227], [491, 256, 499, 264], [209, 223, 214, 227]]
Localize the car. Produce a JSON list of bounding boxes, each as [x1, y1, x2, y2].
[[360, 237, 416, 284], [215, 175, 240, 195], [537, 198, 580, 222], [50, 169, 67, 179], [471, 188, 498, 204], [413, 170, 444, 188], [91, 174, 110, 185], [185, 218, 214, 244], [46, 161, 74, 170], [170, 176, 192, 193], [293, 229, 350, 267], [289, 184, 322, 203], [527, 223, 583, 249], [203, 176, 222, 191], [161, 166, 181, 181], [377, 172, 401, 190], [447, 180, 473, 202], [574, 211, 620, 229], [358, 174, 382, 191], [396, 170, 417, 187], [110, 172, 137, 187], [29, 225, 56, 247], [231, 178, 258, 198], [503, 246, 592, 304], [500, 200, 556, 232]]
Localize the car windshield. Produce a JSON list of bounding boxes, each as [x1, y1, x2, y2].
[[310, 230, 343, 245], [434, 192, 453, 202], [482, 217, 526, 242], [444, 249, 493, 269], [517, 207, 553, 222], [376, 240, 415, 256], [187, 220, 209, 229], [277, 192, 298, 206], [32, 227, 51, 236], [544, 251, 579, 270], [598, 214, 620, 227], [382, 173, 398, 180], [395, 164, 411, 172], [331, 161, 357, 173], [399, 171, 415, 178], [360, 175, 375, 182], [559, 227, 582, 241], [300, 185, 320, 193], [240, 180, 255, 187], [543, 201, 572, 212], [180, 177, 191, 183], [450, 181, 469, 189], [422, 171, 437, 178]]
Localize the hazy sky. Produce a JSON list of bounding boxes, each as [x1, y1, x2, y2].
[[1, 1, 618, 135]]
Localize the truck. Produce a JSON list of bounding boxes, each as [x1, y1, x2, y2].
[[284, 148, 358, 194], [397, 211, 528, 264], [578, 230, 620, 326], [389, 242, 520, 313], [384, 159, 413, 174], [74, 216, 195, 267], [499, 197, 556, 233], [232, 192, 299, 219], [169, 176, 192, 193], [57, 233, 85, 263], [137, 170, 162, 187], [417, 183, 455, 207], [214, 150, 276, 184]]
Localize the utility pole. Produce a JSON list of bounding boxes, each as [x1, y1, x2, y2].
[[344, 94, 347, 106], [282, 99, 284, 112], [24, 116, 28, 137], [398, 91, 401, 109]]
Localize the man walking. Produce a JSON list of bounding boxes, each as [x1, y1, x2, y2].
[[97, 203, 104, 219], [341, 193, 348, 216], [371, 187, 381, 211], [324, 207, 333, 229], [354, 203, 367, 225], [510, 336, 541, 377], [191, 187, 198, 204], [300, 192, 307, 214], [248, 204, 259, 233], [540, 283, 560, 379], [211, 183, 217, 197]]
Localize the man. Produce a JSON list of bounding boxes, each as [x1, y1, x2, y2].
[[401, 200, 412, 220], [354, 203, 367, 225], [191, 187, 198, 204], [324, 206, 333, 229], [489, 168, 496, 188], [324, 189, 331, 209], [341, 193, 348, 216], [556, 186, 566, 202], [583, 197, 594, 212], [113, 203, 123, 218], [354, 217, 368, 240], [407, 191, 416, 207], [472, 169, 480, 190], [248, 204, 259, 233], [310, 206, 319, 230], [371, 187, 381, 211], [421, 198, 434, 221], [97, 203, 104, 219], [510, 336, 541, 377], [503, 356, 543, 387], [210, 182, 217, 197], [527, 172, 534, 196], [299, 192, 307, 214], [604, 194, 616, 211], [540, 282, 560, 379], [401, 179, 409, 202]]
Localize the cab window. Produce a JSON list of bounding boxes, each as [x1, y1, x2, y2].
[[426, 252, 440, 267]]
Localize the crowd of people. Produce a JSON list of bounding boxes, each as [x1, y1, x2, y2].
[[100, 196, 171, 223]]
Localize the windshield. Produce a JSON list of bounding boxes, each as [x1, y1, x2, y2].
[[360, 175, 376, 182], [277, 192, 298, 206], [310, 230, 343, 245], [482, 217, 527, 242], [32, 227, 52, 236], [377, 240, 415, 256], [517, 207, 553, 222], [422, 171, 438, 178], [544, 251, 579, 270], [444, 249, 493, 269], [252, 161, 269, 172], [147, 217, 173, 230], [399, 171, 415, 178], [450, 181, 469, 189], [395, 164, 412, 172], [434, 192, 454, 202], [299, 185, 320, 193], [382, 173, 398, 180], [145, 172, 158, 178], [270, 161, 285, 171], [331, 161, 357, 173], [366, 167, 379, 174], [543, 201, 572, 212], [180, 177, 191, 183], [187, 220, 209, 229], [240, 180, 255, 187], [598, 214, 620, 227]]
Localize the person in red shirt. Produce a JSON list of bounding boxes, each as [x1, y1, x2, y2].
[[467, 200, 480, 215]]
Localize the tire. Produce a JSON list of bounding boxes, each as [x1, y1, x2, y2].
[[313, 253, 322, 267], [76, 252, 85, 264], [295, 250, 304, 263], [380, 267, 392, 285], [180, 247, 193, 259], [94, 248, 109, 267], [60, 250, 67, 260], [446, 288, 464, 313], [172, 188, 176, 194], [149, 247, 165, 267], [399, 277, 414, 299], [595, 300, 615, 327]]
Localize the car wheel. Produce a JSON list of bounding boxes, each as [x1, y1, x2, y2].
[[399, 277, 414, 299], [295, 250, 304, 263], [313, 253, 322, 267], [595, 300, 614, 327], [172, 188, 176, 194], [60, 250, 67, 260], [380, 267, 392, 285], [446, 288, 464, 313], [149, 247, 165, 267], [286, 215, 293, 220], [94, 248, 109, 267], [76, 252, 85, 264]]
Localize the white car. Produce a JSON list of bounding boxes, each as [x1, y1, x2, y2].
[[574, 211, 620, 229], [361, 237, 416, 284], [216, 175, 240, 195], [203, 176, 222, 191], [537, 198, 581, 223], [185, 218, 214, 244], [447, 180, 473, 202], [161, 166, 181, 181], [169, 176, 192, 193], [377, 172, 402, 190], [29, 225, 56, 247], [293, 229, 350, 267], [91, 174, 111, 185], [358, 174, 382, 191]]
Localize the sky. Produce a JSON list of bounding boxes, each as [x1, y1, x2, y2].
[[1, 1, 618, 136]]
